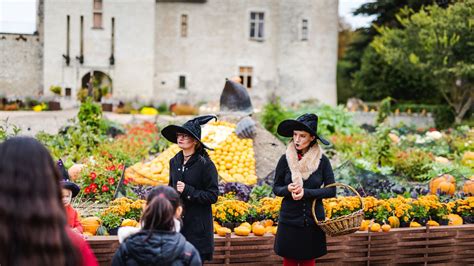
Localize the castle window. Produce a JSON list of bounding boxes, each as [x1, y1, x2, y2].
[[93, 0, 103, 29], [301, 19, 309, 41], [181, 14, 188, 37], [249, 12, 264, 41], [239, 67, 253, 89], [179, 75, 186, 89]]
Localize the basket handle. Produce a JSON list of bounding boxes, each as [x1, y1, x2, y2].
[[311, 182, 364, 223]]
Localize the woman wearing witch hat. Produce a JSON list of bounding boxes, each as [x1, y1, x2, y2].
[[273, 114, 336, 266], [162, 115, 219, 262]]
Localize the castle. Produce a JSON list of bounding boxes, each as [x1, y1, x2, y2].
[[0, 0, 338, 106]]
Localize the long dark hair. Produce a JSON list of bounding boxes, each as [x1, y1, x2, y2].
[[194, 141, 209, 158], [142, 186, 181, 233], [0, 137, 80, 266]]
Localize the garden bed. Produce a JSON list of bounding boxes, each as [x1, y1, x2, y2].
[[87, 224, 474, 265]]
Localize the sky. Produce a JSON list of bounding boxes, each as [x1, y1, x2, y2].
[[0, 0, 375, 34]]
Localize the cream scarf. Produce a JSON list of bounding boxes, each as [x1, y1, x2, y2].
[[285, 140, 322, 187]]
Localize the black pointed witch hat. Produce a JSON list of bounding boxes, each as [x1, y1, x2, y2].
[[58, 159, 80, 197], [161, 115, 218, 150]]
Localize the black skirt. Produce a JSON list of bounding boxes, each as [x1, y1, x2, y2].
[[274, 222, 327, 260]]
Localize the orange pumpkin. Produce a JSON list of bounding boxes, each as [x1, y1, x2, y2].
[[427, 220, 440, 226], [370, 223, 381, 232], [81, 217, 101, 235], [251, 221, 263, 232], [443, 174, 456, 184], [463, 180, 474, 196], [448, 214, 463, 226], [217, 227, 231, 237], [359, 220, 371, 231], [410, 221, 422, 227], [430, 174, 456, 195], [438, 181, 455, 195], [388, 216, 400, 228], [234, 226, 251, 236], [382, 224, 391, 232], [252, 224, 266, 236], [68, 164, 85, 181], [271, 226, 278, 235], [263, 219, 274, 227]]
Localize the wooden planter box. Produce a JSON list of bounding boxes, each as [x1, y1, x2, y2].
[[87, 225, 474, 265]]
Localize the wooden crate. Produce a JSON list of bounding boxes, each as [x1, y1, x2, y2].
[[87, 236, 120, 266], [87, 225, 474, 265]]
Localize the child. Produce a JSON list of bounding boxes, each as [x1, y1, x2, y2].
[[58, 159, 83, 234], [112, 186, 201, 266]]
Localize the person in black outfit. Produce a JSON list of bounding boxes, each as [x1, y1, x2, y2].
[[273, 113, 336, 266], [162, 115, 219, 262], [112, 186, 201, 266]]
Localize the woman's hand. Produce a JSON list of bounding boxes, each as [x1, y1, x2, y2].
[[292, 189, 304, 201], [177, 181, 185, 193], [288, 183, 301, 193]]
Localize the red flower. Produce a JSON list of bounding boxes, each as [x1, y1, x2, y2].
[[90, 172, 97, 180], [92, 187, 97, 193], [109, 165, 116, 171], [90, 183, 98, 189], [101, 185, 109, 192], [123, 178, 129, 185], [108, 177, 115, 185], [84, 187, 91, 194], [118, 164, 125, 170]]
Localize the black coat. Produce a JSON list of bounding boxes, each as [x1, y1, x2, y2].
[[273, 154, 336, 259], [168, 151, 219, 260], [111, 230, 201, 266], [273, 154, 336, 227]]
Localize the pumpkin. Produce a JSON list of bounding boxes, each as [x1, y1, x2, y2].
[[68, 164, 85, 181], [214, 223, 221, 234], [96, 225, 108, 236], [410, 221, 422, 227], [370, 223, 381, 232], [81, 217, 101, 235], [234, 226, 251, 236], [263, 219, 274, 227], [217, 227, 231, 237], [448, 214, 463, 226], [382, 224, 391, 232], [359, 220, 371, 231], [121, 219, 138, 227], [251, 221, 262, 232], [463, 180, 474, 196], [443, 174, 456, 184], [427, 220, 440, 226], [240, 222, 251, 230], [252, 224, 266, 236], [388, 216, 400, 228], [438, 181, 455, 195], [429, 174, 456, 195], [271, 226, 278, 235]]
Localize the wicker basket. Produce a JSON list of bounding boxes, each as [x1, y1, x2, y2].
[[311, 183, 364, 237]]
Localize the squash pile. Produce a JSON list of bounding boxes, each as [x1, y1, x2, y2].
[[215, 220, 277, 237], [126, 144, 181, 186], [128, 121, 258, 186]]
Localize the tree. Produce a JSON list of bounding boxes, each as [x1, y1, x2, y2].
[[372, 1, 473, 123], [337, 0, 443, 103]]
